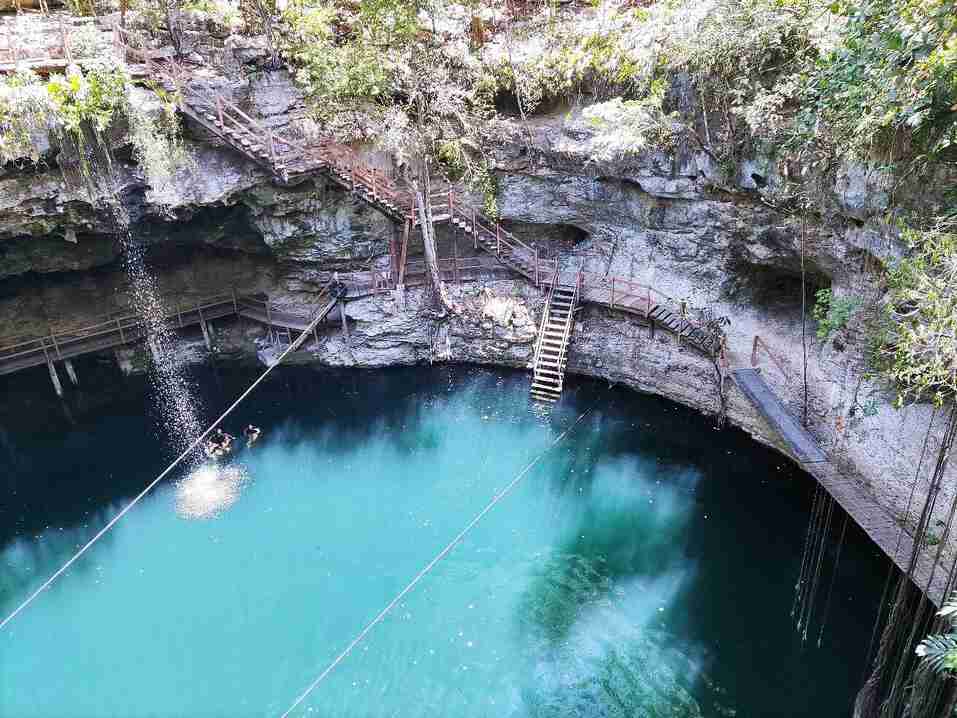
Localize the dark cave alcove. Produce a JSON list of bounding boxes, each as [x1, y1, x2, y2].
[[727, 260, 831, 319], [498, 220, 590, 256]]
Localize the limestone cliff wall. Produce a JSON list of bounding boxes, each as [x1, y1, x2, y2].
[[0, 70, 953, 574]]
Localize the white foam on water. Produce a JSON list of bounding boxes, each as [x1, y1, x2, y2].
[[175, 462, 250, 520]]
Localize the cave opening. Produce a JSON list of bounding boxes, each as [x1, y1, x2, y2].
[[493, 88, 567, 118], [729, 260, 830, 317], [498, 220, 590, 256]]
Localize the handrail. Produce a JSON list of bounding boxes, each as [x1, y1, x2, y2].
[[0, 292, 238, 360], [751, 334, 792, 382], [552, 271, 580, 386], [531, 264, 560, 374]]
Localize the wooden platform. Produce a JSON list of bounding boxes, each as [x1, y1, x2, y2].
[[732, 368, 827, 463], [726, 366, 949, 605]]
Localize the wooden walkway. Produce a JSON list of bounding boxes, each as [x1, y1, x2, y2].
[[732, 368, 827, 463], [0, 293, 241, 376], [724, 359, 950, 606], [0, 250, 529, 381], [0, 290, 353, 377]]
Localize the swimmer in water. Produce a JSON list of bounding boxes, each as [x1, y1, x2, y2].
[[205, 428, 235, 459], [243, 424, 262, 448]]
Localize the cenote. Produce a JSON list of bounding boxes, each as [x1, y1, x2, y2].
[[1, 364, 887, 717]]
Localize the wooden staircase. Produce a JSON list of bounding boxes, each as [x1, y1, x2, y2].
[[448, 212, 550, 285], [647, 303, 719, 355], [530, 281, 579, 403]]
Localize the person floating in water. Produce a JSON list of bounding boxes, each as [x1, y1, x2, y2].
[[243, 424, 262, 448], [205, 428, 235, 460]]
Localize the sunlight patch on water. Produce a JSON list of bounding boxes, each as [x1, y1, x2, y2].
[[174, 462, 250, 520]]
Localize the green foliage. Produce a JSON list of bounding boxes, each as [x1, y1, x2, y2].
[[474, 163, 499, 218], [65, 0, 98, 16], [804, 0, 957, 160], [916, 591, 957, 676], [46, 66, 129, 136], [436, 137, 499, 217], [0, 64, 189, 203], [581, 79, 680, 160], [0, 64, 128, 165], [483, 26, 645, 116], [534, 30, 643, 102], [0, 70, 51, 164], [184, 0, 243, 29], [126, 95, 193, 204], [878, 220, 957, 406], [662, 0, 822, 168], [812, 287, 861, 340], [281, 0, 419, 124]]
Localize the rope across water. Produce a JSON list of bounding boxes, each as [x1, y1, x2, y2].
[[278, 401, 597, 718], [0, 293, 339, 632]]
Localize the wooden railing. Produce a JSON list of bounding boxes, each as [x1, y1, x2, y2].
[[419, 187, 558, 288], [751, 334, 793, 382], [0, 290, 241, 365]]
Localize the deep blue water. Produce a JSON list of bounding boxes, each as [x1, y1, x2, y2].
[[0, 363, 886, 716]]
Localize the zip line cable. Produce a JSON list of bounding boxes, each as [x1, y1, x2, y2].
[[0, 293, 341, 632], [278, 402, 598, 718]]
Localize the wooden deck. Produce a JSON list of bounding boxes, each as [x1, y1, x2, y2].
[[732, 368, 827, 464], [0, 294, 241, 376], [0, 290, 354, 376]]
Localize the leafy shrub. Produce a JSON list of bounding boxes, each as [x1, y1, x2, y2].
[[280, 0, 417, 124], [126, 93, 193, 204], [581, 79, 680, 160], [0, 64, 128, 165], [804, 0, 957, 162], [877, 220, 957, 406], [436, 137, 499, 217], [916, 591, 957, 676], [812, 288, 861, 340]]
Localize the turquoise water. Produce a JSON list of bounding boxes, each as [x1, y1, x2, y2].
[[0, 365, 885, 716]]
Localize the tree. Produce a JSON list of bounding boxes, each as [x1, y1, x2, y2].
[[240, 0, 281, 68]]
